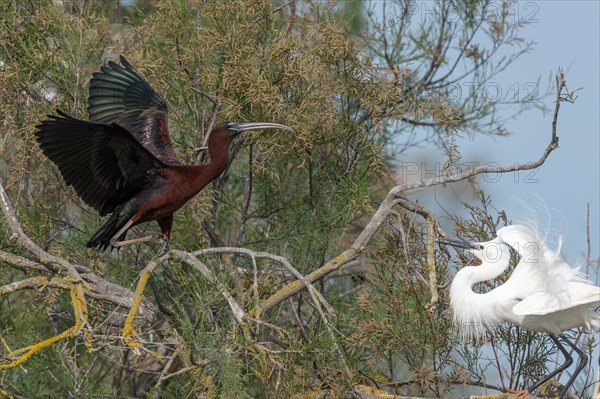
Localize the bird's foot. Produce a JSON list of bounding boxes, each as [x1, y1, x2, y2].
[[506, 388, 530, 398], [151, 233, 169, 256]]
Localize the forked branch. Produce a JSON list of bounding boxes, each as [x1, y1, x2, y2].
[[253, 69, 568, 316], [0, 181, 81, 280]]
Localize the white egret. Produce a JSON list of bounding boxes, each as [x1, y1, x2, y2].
[[438, 225, 600, 398]]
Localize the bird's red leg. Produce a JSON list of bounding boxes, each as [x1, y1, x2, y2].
[[157, 215, 172, 238], [109, 219, 135, 247], [109, 219, 161, 248], [112, 235, 157, 247], [109, 217, 172, 250], [111, 230, 158, 248]]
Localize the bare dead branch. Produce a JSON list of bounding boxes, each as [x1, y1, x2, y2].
[[200, 93, 221, 150], [254, 69, 567, 316], [351, 384, 540, 398], [150, 346, 181, 399], [0, 250, 50, 273], [190, 246, 349, 375], [171, 250, 247, 324], [395, 197, 453, 308], [425, 217, 438, 312], [194, 247, 335, 315], [0, 180, 82, 281]]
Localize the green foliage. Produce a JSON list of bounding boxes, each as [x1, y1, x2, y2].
[[0, 1, 577, 398], [346, 217, 455, 396]]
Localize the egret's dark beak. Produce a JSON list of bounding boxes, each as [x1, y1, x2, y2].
[[436, 238, 483, 250], [229, 122, 295, 136]]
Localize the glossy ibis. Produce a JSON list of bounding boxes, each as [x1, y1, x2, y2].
[[36, 56, 294, 251]]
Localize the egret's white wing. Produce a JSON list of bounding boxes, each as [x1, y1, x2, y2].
[[512, 292, 561, 316], [562, 282, 600, 308], [499, 225, 597, 310], [498, 225, 553, 292], [513, 282, 600, 316]]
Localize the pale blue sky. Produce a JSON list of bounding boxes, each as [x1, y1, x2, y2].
[[406, 1, 599, 271], [400, 5, 599, 394]]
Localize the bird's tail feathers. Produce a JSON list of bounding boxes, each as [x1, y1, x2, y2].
[[86, 202, 136, 251], [587, 309, 600, 332]]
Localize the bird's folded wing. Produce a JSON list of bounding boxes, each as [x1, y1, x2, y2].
[[88, 56, 179, 165], [513, 283, 600, 316], [36, 111, 164, 216], [512, 292, 561, 316]]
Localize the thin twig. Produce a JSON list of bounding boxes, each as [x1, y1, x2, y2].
[[0, 180, 82, 282], [253, 69, 568, 315], [193, 247, 335, 315], [171, 250, 246, 324], [151, 347, 181, 399], [585, 203, 591, 274], [248, 0, 295, 29]]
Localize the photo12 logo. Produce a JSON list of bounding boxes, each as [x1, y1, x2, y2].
[[445, 81, 541, 106], [399, 162, 540, 184], [406, 1, 540, 25]]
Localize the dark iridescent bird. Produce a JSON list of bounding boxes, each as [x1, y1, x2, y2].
[[36, 56, 294, 251]]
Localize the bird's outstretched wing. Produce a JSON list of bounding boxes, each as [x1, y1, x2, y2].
[[88, 56, 180, 164], [36, 111, 165, 216], [499, 225, 600, 315]]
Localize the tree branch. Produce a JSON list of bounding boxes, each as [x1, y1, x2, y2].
[[0, 250, 50, 273], [0, 180, 82, 281], [351, 384, 540, 398], [171, 250, 247, 324], [253, 69, 567, 316], [194, 247, 335, 315]]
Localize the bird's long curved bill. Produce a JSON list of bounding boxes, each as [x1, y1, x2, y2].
[[233, 122, 295, 134], [436, 238, 481, 250]]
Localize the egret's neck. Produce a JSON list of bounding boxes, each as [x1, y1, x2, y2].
[[459, 261, 508, 286], [449, 244, 512, 341]]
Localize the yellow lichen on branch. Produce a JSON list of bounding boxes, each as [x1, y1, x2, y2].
[[426, 217, 438, 312], [72, 282, 93, 352], [122, 269, 152, 347], [0, 386, 13, 399], [122, 255, 165, 347], [0, 276, 70, 296], [0, 282, 89, 370]]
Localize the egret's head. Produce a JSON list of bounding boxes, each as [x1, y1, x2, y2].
[[437, 237, 508, 264], [470, 237, 508, 262]]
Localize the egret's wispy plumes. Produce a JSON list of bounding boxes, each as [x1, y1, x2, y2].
[[441, 224, 600, 398]]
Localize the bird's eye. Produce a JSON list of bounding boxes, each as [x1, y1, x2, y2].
[[225, 123, 240, 132], [479, 245, 484, 250]]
